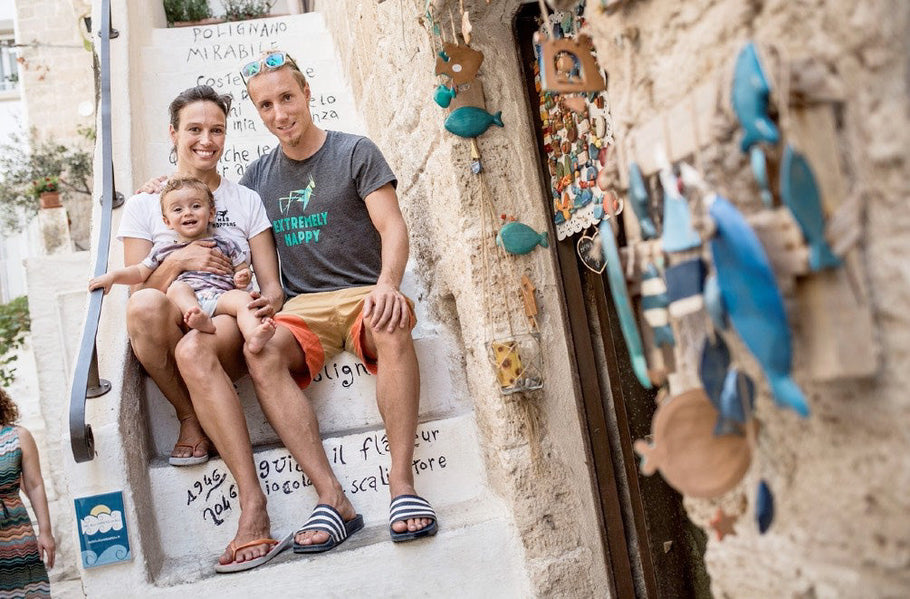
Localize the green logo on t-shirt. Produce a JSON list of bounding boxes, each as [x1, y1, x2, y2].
[[273, 176, 327, 246]]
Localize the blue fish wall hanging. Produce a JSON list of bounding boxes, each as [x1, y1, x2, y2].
[[496, 221, 549, 255], [444, 106, 504, 138]]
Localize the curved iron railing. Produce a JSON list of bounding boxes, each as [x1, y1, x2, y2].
[[69, 0, 120, 462]]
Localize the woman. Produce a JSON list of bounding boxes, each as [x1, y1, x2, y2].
[[117, 85, 283, 467], [0, 389, 55, 598]]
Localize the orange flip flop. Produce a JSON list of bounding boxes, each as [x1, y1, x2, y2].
[[214, 532, 293, 573]]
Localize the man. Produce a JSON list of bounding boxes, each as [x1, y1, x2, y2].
[[201, 50, 437, 571]]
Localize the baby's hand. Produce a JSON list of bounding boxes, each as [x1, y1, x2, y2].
[[234, 267, 252, 289], [88, 274, 113, 295], [136, 175, 168, 194]]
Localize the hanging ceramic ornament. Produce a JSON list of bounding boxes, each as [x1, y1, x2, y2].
[[489, 335, 544, 395], [714, 368, 755, 437], [433, 84, 457, 108], [629, 162, 657, 240], [521, 274, 540, 331], [461, 10, 472, 45], [541, 34, 607, 93], [709, 508, 738, 541], [496, 219, 549, 255], [732, 42, 780, 152], [756, 479, 774, 533], [750, 146, 774, 208], [703, 273, 727, 331], [599, 218, 651, 388], [640, 264, 674, 348], [709, 195, 809, 417], [659, 162, 701, 253], [435, 42, 484, 85], [633, 389, 754, 498], [576, 229, 606, 273], [444, 106, 504, 138], [780, 144, 842, 271], [699, 334, 732, 410]]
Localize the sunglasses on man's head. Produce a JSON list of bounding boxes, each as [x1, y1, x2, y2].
[[240, 51, 299, 83]]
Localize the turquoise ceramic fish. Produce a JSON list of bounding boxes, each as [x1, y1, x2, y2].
[[444, 107, 504, 138], [780, 144, 841, 271], [710, 196, 809, 417], [732, 42, 780, 152], [433, 84, 457, 108], [496, 221, 548, 255], [629, 162, 657, 239]]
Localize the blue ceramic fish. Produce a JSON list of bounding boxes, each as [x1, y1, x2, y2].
[[715, 368, 755, 437], [732, 42, 780, 152], [433, 84, 457, 108], [640, 264, 674, 347], [599, 219, 652, 388], [629, 162, 657, 240], [780, 144, 841, 271], [444, 107, 504, 138], [709, 196, 809, 417], [496, 221, 548, 255], [660, 166, 701, 253], [756, 480, 774, 534]]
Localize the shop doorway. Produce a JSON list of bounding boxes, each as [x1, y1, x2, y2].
[[513, 5, 711, 597]]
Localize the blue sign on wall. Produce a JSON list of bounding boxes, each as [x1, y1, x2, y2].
[[74, 491, 132, 568]]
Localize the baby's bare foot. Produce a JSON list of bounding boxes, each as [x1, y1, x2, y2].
[[184, 306, 216, 333], [246, 318, 277, 354]]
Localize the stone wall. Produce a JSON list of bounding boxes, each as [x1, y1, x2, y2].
[[318, 1, 612, 596], [582, 1, 909, 598], [14, 0, 94, 250]]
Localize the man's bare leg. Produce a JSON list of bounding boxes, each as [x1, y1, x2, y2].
[[126, 288, 209, 461], [175, 317, 272, 565], [362, 321, 432, 534], [244, 327, 357, 547]]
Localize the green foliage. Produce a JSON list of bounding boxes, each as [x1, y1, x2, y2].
[[223, 0, 275, 21], [0, 296, 30, 387], [0, 127, 93, 233], [163, 0, 213, 24]]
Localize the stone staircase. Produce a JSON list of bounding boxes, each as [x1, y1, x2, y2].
[[71, 12, 531, 597]]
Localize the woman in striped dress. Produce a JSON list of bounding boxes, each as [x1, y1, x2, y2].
[[0, 389, 54, 599]]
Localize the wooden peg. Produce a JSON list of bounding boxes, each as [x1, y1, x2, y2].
[[520, 274, 539, 331]]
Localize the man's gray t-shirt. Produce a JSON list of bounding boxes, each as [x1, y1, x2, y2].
[[241, 130, 397, 297]]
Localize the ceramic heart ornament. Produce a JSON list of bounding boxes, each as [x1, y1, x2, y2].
[[577, 232, 606, 273]]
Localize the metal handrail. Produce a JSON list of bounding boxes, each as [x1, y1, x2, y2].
[[69, 0, 118, 462]]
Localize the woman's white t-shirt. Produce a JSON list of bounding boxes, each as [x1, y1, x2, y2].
[[116, 178, 271, 263]]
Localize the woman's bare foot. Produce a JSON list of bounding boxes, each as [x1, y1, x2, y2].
[[246, 318, 277, 354], [219, 499, 273, 566], [184, 306, 216, 333], [172, 415, 210, 461]]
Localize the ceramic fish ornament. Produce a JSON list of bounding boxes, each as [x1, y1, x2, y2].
[[599, 219, 651, 388], [710, 195, 809, 417], [756, 480, 774, 534], [732, 42, 780, 152], [640, 264, 674, 348], [660, 164, 701, 253], [444, 106, 504, 138], [629, 162, 657, 240], [433, 84, 457, 108], [780, 144, 842, 271], [497, 221, 548, 255]]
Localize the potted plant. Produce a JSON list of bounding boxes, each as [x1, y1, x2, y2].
[[223, 0, 276, 21], [163, 0, 216, 27], [31, 175, 62, 209]]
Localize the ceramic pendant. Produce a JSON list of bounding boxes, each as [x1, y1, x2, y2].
[[640, 264, 674, 347], [780, 144, 842, 271], [435, 42, 484, 85], [732, 42, 780, 151], [756, 480, 774, 534], [710, 196, 809, 417], [629, 162, 657, 240], [541, 35, 606, 93], [444, 106, 504, 138], [576, 231, 606, 273], [660, 165, 701, 253], [665, 258, 706, 318], [633, 389, 753, 498], [433, 84, 457, 108], [599, 219, 651, 388], [496, 221, 549, 255]]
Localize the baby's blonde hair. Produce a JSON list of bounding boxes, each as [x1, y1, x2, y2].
[[160, 177, 214, 212]]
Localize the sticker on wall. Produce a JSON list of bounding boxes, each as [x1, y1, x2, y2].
[[74, 490, 132, 569]]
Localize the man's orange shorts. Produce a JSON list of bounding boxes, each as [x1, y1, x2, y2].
[[273, 285, 416, 389]]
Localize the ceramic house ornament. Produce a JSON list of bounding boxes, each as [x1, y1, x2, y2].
[[541, 35, 607, 93], [435, 42, 484, 85]]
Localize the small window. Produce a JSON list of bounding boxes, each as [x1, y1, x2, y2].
[[0, 37, 18, 92]]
